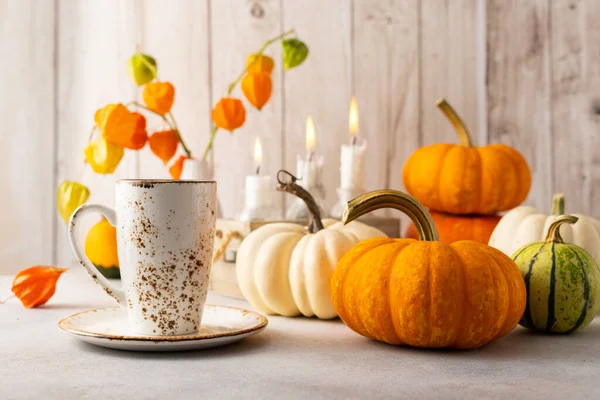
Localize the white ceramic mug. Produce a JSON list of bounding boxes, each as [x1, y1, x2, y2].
[[68, 179, 217, 336]]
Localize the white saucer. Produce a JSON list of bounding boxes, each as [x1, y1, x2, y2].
[[58, 305, 268, 352]]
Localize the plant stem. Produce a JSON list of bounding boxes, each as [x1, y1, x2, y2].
[[226, 28, 296, 96], [202, 29, 295, 160], [167, 112, 192, 157], [202, 126, 219, 161]]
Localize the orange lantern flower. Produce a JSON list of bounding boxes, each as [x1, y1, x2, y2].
[[125, 112, 148, 150], [169, 155, 187, 179], [143, 81, 175, 115], [242, 72, 272, 110], [149, 130, 179, 164], [246, 53, 274, 75], [12, 266, 68, 308], [94, 103, 137, 147], [212, 97, 246, 131]]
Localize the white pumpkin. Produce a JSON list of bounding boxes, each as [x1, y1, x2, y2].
[[489, 193, 600, 262], [236, 218, 385, 319], [236, 171, 387, 319]]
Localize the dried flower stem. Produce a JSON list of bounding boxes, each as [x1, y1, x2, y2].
[[202, 28, 296, 161]]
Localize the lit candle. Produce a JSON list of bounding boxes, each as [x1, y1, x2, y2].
[[340, 97, 366, 189], [296, 116, 323, 188], [244, 136, 273, 210]]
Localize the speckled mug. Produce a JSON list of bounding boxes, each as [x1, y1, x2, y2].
[[68, 180, 217, 336]]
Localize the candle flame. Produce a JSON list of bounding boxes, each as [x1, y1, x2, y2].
[[306, 116, 316, 153], [349, 96, 359, 137], [254, 136, 262, 172]]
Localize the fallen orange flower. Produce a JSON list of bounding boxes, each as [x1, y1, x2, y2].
[[143, 81, 175, 115], [212, 97, 246, 131], [12, 266, 68, 308], [149, 130, 179, 164]]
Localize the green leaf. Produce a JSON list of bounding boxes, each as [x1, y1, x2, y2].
[[281, 39, 309, 70], [127, 53, 157, 86]]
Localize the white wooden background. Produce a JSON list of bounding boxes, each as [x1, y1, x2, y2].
[[1, 0, 599, 273]]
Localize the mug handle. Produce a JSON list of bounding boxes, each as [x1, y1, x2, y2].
[[68, 204, 126, 306]]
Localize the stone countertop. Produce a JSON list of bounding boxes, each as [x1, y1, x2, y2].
[[1, 268, 600, 400]]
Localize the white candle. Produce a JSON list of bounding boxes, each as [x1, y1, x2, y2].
[[245, 136, 273, 209], [340, 97, 366, 189], [296, 116, 323, 188]]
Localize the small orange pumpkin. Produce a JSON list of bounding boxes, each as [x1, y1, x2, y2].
[[402, 99, 531, 215], [212, 97, 246, 131], [12, 266, 67, 308], [405, 211, 501, 244], [331, 190, 527, 349]]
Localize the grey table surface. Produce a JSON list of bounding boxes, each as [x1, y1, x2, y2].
[[1, 268, 600, 400]]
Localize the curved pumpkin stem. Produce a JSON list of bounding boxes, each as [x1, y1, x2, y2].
[[277, 169, 324, 233], [552, 193, 565, 216], [436, 98, 473, 147], [343, 189, 439, 242], [544, 215, 578, 244]]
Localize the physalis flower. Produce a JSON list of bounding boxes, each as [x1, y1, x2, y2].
[[242, 72, 272, 110], [148, 130, 178, 164], [84, 137, 124, 174], [211, 98, 246, 131], [246, 54, 274, 75], [143, 81, 175, 115], [94, 104, 137, 148], [56, 181, 90, 224]]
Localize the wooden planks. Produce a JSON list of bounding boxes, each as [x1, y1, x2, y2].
[[551, 0, 600, 217], [211, 0, 284, 219], [353, 0, 420, 194], [55, 0, 136, 267], [420, 0, 484, 147], [487, 0, 552, 211], [139, 0, 211, 180], [0, 0, 55, 273], [282, 0, 353, 213]]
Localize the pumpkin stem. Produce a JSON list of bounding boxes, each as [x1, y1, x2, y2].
[[544, 215, 578, 244], [276, 169, 324, 233], [436, 98, 473, 147], [551, 193, 565, 216], [343, 189, 439, 241]]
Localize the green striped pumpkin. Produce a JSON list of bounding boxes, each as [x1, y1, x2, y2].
[[512, 215, 600, 333]]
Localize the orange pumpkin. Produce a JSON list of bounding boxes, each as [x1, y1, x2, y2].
[[12, 266, 67, 308], [405, 211, 501, 244], [402, 99, 531, 215], [331, 190, 526, 349]]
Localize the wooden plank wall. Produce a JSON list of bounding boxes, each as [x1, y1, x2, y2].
[[1, 0, 599, 273]]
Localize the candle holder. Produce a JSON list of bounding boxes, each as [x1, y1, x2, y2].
[[285, 155, 328, 220]]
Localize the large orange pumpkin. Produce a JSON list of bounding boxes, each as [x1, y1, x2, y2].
[[331, 190, 527, 349], [402, 99, 531, 215], [405, 211, 501, 244]]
